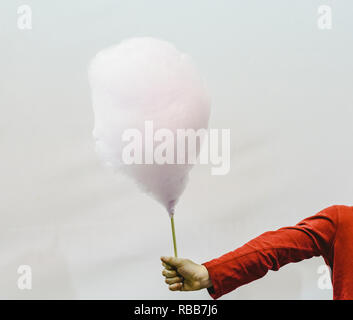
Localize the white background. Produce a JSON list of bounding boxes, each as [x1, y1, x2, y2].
[[1, 0, 352, 299]]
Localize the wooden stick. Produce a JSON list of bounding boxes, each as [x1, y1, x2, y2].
[[170, 215, 178, 257]]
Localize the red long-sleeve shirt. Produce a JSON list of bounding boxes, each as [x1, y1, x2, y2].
[[203, 205, 353, 300]]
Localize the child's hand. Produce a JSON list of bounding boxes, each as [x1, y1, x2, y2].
[[161, 256, 212, 291]]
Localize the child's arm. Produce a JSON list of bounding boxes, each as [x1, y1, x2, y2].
[[161, 205, 338, 299]]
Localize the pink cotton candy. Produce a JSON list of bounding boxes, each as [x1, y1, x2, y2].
[[88, 37, 210, 215]]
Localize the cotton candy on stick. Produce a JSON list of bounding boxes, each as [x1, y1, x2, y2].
[[88, 37, 210, 257]]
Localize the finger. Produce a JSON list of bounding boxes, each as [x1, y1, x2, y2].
[[161, 256, 184, 268], [169, 282, 183, 291], [165, 276, 183, 285], [162, 262, 174, 270], [162, 269, 178, 278]]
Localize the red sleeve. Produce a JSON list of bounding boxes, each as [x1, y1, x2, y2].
[[202, 205, 339, 299]]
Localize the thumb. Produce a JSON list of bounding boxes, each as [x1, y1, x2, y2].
[[160, 256, 184, 268]]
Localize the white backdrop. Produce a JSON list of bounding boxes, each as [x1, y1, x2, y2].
[[1, 0, 353, 299]]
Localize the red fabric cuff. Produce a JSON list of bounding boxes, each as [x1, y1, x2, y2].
[[202, 260, 224, 300]]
